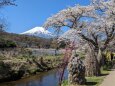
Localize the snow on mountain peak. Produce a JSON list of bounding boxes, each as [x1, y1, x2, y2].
[[20, 27, 54, 38]]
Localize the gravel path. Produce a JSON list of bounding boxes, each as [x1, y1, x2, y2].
[[100, 69, 115, 86]]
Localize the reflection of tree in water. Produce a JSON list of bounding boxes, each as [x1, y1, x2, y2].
[[38, 75, 43, 86], [0, 69, 68, 86]]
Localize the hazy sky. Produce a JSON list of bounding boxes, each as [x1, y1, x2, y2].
[[1, 0, 90, 34]]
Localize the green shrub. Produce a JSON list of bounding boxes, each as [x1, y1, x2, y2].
[[0, 39, 17, 48], [103, 61, 113, 70]]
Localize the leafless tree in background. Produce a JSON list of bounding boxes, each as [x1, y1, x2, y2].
[[0, 0, 16, 31], [0, 0, 16, 7]]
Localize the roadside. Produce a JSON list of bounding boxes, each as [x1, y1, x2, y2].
[[100, 69, 115, 86]]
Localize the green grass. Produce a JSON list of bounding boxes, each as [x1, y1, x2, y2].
[[62, 69, 110, 86], [43, 54, 64, 60], [101, 69, 110, 75], [86, 76, 104, 86], [86, 69, 110, 86]]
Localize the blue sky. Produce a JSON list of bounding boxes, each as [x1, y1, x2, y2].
[[1, 0, 90, 34]]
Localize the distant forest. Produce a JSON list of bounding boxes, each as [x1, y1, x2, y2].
[[0, 31, 66, 49], [0, 31, 52, 48]]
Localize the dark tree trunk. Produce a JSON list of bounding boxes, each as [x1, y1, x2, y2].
[[97, 48, 106, 67]]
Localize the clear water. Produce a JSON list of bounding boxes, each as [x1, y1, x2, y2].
[[0, 69, 68, 86]]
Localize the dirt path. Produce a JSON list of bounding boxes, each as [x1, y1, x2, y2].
[[100, 69, 115, 86]]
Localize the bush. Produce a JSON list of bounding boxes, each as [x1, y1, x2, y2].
[[103, 61, 113, 70], [0, 39, 17, 48], [6, 40, 17, 48]]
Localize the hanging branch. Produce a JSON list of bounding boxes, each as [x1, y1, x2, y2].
[[58, 40, 76, 86]]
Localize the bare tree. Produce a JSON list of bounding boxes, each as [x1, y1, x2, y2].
[[0, 0, 16, 7], [0, 0, 16, 31]]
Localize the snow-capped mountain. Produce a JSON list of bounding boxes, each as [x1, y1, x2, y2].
[[20, 27, 54, 38]]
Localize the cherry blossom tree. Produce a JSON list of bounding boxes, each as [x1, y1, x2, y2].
[[43, 0, 114, 78]]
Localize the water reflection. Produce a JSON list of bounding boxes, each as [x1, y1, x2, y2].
[[0, 69, 68, 86]]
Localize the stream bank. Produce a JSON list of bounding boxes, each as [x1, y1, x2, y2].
[[0, 48, 63, 83]]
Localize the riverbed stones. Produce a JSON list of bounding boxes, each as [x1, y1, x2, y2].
[[68, 56, 86, 85]]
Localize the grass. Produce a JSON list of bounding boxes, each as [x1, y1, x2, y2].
[[43, 54, 64, 60], [85, 69, 110, 86], [62, 69, 110, 86], [62, 80, 68, 86], [86, 76, 104, 86]]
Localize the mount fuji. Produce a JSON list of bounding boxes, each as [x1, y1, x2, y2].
[[20, 27, 54, 38]]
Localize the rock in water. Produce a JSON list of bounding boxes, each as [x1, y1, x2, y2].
[[67, 56, 86, 85]]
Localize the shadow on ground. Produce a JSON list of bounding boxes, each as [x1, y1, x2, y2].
[[100, 73, 109, 76], [86, 82, 97, 86]]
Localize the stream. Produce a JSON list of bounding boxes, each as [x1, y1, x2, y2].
[[0, 69, 68, 86]]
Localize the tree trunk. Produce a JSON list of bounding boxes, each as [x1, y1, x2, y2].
[[97, 47, 110, 70], [97, 48, 106, 67], [85, 45, 100, 76], [68, 56, 86, 85]]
